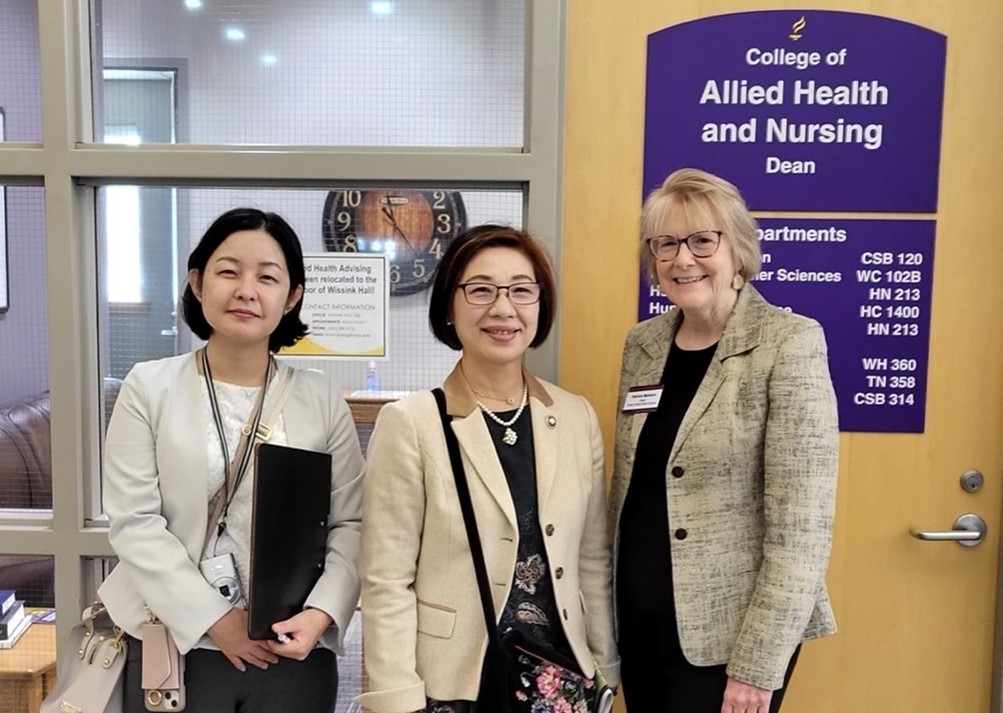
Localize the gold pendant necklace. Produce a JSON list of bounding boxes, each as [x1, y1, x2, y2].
[[460, 362, 520, 405]]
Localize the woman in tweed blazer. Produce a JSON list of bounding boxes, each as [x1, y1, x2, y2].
[[610, 169, 838, 713]]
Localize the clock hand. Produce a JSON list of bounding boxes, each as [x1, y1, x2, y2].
[[381, 204, 419, 256]]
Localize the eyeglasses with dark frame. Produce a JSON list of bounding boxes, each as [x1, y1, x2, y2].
[[456, 281, 542, 306], [646, 230, 724, 260]]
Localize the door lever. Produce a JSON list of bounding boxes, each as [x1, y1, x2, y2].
[[909, 513, 987, 547]]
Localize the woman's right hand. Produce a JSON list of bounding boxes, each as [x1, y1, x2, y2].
[[207, 608, 280, 671]]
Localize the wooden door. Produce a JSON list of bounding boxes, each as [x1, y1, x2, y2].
[[562, 1, 1003, 710]]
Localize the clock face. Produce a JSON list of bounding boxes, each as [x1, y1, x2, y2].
[[322, 189, 467, 296]]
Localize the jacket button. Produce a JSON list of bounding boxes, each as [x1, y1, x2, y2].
[[674, 528, 687, 540], [555, 567, 564, 579], [671, 466, 684, 478], [545, 524, 555, 536]]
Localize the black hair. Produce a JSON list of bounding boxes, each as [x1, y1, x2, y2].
[[181, 208, 308, 351]]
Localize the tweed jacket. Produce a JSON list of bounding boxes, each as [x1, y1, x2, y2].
[[609, 285, 838, 690], [358, 365, 620, 713], [98, 352, 365, 654]]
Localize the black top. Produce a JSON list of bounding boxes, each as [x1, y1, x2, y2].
[[480, 405, 573, 659], [617, 340, 717, 614]]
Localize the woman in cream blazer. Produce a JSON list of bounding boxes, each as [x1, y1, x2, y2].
[[611, 170, 838, 713], [100, 209, 364, 713], [359, 225, 619, 713]]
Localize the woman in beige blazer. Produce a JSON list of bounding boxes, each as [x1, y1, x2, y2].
[[101, 209, 364, 713], [359, 225, 619, 713], [610, 170, 838, 713]]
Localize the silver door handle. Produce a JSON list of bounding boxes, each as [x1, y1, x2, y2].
[[909, 513, 987, 547]]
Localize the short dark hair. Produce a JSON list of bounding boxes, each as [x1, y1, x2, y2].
[[429, 224, 557, 351], [181, 208, 309, 351]]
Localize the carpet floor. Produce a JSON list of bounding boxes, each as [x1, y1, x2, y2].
[[335, 609, 364, 713]]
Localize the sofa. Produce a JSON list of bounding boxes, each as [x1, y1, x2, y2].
[[0, 389, 54, 510], [0, 380, 123, 509]]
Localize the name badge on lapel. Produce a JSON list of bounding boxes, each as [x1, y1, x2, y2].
[[622, 385, 663, 413]]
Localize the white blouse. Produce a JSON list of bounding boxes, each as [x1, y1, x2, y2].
[[197, 379, 288, 646]]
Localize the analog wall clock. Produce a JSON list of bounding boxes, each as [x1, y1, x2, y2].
[[322, 189, 467, 296]]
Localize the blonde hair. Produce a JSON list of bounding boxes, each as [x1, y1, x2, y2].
[[640, 168, 761, 282]]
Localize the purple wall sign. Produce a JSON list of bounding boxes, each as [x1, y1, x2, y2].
[[639, 219, 935, 432], [644, 11, 946, 212]]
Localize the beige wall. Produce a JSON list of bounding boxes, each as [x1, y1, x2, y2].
[[562, 1, 1003, 711]]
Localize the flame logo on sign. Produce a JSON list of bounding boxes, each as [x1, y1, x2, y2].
[[790, 16, 806, 41]]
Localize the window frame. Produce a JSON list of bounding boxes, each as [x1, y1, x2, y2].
[[0, 0, 567, 650]]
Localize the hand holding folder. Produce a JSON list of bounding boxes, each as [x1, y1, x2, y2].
[[248, 443, 332, 641]]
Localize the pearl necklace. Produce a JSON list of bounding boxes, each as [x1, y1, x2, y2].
[[476, 385, 529, 446]]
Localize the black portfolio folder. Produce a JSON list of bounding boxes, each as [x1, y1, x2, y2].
[[248, 443, 331, 640]]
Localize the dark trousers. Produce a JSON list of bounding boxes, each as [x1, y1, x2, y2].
[[122, 637, 338, 713], [618, 600, 799, 713]]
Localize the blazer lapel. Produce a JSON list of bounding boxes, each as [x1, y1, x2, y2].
[[165, 355, 212, 549], [529, 390, 557, 512], [450, 411, 517, 527], [442, 364, 517, 527], [670, 285, 767, 460], [669, 358, 726, 462], [626, 309, 680, 452]]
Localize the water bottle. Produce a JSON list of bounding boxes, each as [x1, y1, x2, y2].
[[365, 361, 379, 393]]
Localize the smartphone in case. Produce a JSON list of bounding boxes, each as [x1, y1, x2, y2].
[[142, 622, 186, 711]]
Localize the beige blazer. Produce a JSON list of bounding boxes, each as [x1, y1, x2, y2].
[[358, 365, 620, 713], [98, 352, 365, 654], [609, 285, 838, 690]]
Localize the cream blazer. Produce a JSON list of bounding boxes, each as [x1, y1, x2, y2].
[[609, 285, 839, 691], [358, 365, 620, 713], [98, 352, 365, 654]]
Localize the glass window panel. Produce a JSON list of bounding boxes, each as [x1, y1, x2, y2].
[[0, 188, 50, 511], [96, 184, 523, 470], [92, 0, 526, 147], [0, 0, 42, 142], [105, 185, 143, 303], [93, 185, 525, 509], [98, 185, 523, 386], [0, 554, 53, 608], [82, 556, 115, 607]]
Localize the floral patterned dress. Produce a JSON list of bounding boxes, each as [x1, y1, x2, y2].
[[427, 406, 592, 713]]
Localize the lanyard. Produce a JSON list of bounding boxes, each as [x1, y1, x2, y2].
[[200, 347, 274, 541]]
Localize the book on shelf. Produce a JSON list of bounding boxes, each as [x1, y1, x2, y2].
[[30, 607, 57, 624], [0, 612, 30, 649], [0, 600, 26, 638], [0, 589, 15, 618]]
